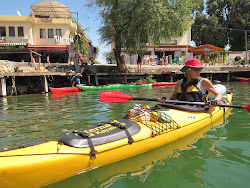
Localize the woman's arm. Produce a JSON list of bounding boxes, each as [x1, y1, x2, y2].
[[202, 78, 223, 106], [169, 81, 180, 100], [158, 80, 180, 103], [80, 67, 84, 74]]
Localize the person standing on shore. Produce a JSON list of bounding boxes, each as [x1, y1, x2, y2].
[[46, 54, 50, 63], [159, 48, 166, 66], [158, 58, 222, 107], [122, 54, 128, 72], [137, 54, 142, 72], [80, 57, 92, 85], [88, 42, 94, 65], [68, 42, 75, 64]]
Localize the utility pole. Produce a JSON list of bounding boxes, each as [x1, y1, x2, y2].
[[71, 11, 79, 72], [245, 30, 248, 65]]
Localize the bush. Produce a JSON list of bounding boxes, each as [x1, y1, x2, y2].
[[137, 75, 155, 83]]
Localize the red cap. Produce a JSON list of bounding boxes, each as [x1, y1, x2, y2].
[[180, 58, 206, 72]]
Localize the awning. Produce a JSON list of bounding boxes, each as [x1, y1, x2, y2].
[[28, 45, 67, 50], [154, 47, 188, 51], [188, 44, 224, 63], [188, 44, 223, 55]]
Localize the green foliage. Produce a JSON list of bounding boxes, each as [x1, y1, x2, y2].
[[93, 59, 101, 64], [137, 75, 155, 83], [204, 50, 230, 64], [192, 0, 250, 51], [220, 50, 230, 64], [74, 25, 89, 57], [208, 51, 219, 62], [103, 51, 116, 64], [88, 0, 198, 71], [73, 25, 99, 60]]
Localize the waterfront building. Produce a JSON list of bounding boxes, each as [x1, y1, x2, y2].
[[147, 29, 191, 64], [0, 1, 77, 63], [118, 29, 191, 65]]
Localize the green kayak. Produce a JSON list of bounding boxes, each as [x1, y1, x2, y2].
[[77, 83, 152, 91]]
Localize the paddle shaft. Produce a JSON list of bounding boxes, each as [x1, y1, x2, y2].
[[133, 97, 245, 109], [133, 97, 206, 105], [216, 104, 245, 109]]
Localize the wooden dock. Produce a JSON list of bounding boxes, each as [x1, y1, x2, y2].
[[0, 64, 250, 97]]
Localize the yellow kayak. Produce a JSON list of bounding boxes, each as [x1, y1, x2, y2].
[[0, 93, 233, 187]]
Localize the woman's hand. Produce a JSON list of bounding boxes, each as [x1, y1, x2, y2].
[[209, 100, 218, 108], [158, 97, 166, 103]]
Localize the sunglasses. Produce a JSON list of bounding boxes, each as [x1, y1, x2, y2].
[[191, 67, 203, 71]]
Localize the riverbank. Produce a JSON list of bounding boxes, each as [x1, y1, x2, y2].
[[1, 60, 250, 74], [0, 60, 249, 97]]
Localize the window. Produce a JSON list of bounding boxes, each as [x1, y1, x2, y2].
[[18, 27, 24, 37], [56, 29, 62, 37], [40, 29, 46, 38], [0, 27, 6, 36], [9, 27, 15, 37], [48, 29, 54, 38]]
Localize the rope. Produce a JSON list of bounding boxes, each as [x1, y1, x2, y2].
[[48, 75, 54, 82]]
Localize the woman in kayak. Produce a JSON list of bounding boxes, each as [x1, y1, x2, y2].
[[158, 58, 222, 107]]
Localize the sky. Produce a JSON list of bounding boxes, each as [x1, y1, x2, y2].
[[0, 0, 110, 64]]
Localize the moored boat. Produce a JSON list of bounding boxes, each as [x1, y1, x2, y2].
[[152, 82, 177, 86], [236, 77, 250, 82], [137, 82, 177, 86], [0, 93, 234, 187], [77, 83, 152, 91], [49, 86, 83, 94]]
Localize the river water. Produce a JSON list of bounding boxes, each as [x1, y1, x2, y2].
[[0, 82, 249, 188]]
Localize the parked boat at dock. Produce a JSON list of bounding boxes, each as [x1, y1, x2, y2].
[[152, 82, 177, 86], [236, 77, 250, 82], [49, 86, 83, 94], [77, 83, 152, 91]]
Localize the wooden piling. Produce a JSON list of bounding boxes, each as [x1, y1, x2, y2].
[[0, 77, 7, 97], [44, 75, 48, 93]]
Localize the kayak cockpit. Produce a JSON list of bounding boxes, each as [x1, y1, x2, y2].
[[59, 118, 141, 148]]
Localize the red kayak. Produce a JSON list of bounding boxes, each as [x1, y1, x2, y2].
[[236, 77, 250, 82], [49, 87, 83, 94], [152, 82, 177, 86]]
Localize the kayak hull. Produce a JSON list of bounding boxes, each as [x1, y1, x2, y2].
[[152, 82, 177, 86], [49, 87, 83, 94], [0, 94, 233, 187], [77, 83, 152, 91]]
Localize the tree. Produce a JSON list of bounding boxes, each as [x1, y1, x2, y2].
[[225, 0, 250, 51], [192, 0, 250, 51], [73, 24, 90, 59], [88, 0, 198, 72]]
